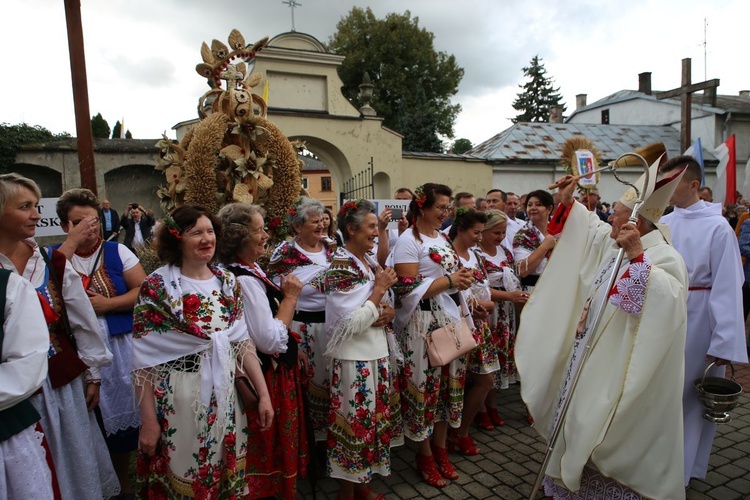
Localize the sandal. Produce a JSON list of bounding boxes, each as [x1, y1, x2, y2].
[[487, 407, 506, 427], [474, 411, 495, 431], [355, 485, 386, 500], [447, 432, 480, 456], [431, 442, 460, 479], [416, 453, 447, 488]]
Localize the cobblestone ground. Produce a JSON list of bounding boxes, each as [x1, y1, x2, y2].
[[300, 363, 750, 499]]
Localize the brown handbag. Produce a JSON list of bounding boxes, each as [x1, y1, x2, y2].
[[425, 317, 477, 367], [235, 373, 259, 411]]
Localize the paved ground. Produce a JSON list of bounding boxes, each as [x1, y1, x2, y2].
[[300, 362, 750, 499]]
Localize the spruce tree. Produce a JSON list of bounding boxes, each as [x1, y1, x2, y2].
[[91, 113, 110, 138], [111, 120, 122, 139], [512, 56, 566, 123]]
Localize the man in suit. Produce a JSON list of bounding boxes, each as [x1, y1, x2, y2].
[[99, 199, 120, 240], [120, 203, 155, 251]]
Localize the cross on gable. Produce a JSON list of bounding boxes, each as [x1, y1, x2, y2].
[[219, 64, 244, 91], [654, 58, 720, 152]]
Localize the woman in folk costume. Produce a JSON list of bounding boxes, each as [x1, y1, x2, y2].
[[391, 183, 474, 488], [0, 174, 118, 499], [132, 205, 273, 498], [513, 189, 557, 292], [54, 188, 145, 497], [216, 203, 310, 499], [0, 271, 55, 498], [267, 197, 335, 442], [445, 208, 499, 455], [475, 210, 527, 429], [517, 160, 689, 499], [324, 200, 403, 500]]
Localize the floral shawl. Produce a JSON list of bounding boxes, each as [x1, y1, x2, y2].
[[131, 264, 249, 432], [267, 239, 334, 294], [479, 245, 521, 292]]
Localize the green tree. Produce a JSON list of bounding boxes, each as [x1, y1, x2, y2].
[[512, 55, 566, 123], [0, 123, 71, 171], [91, 112, 110, 138], [111, 120, 122, 139], [125, 129, 133, 139], [327, 7, 464, 152], [452, 138, 473, 154]]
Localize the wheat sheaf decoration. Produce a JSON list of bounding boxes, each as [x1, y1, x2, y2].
[[153, 29, 305, 248], [560, 136, 604, 191]]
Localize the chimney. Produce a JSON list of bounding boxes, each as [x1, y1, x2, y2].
[[639, 72, 652, 95], [740, 90, 750, 98], [549, 105, 564, 123], [575, 94, 587, 109]]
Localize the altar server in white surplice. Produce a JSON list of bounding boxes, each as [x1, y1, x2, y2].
[[659, 155, 749, 486], [516, 156, 689, 500]]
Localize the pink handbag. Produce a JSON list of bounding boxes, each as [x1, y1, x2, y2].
[[425, 317, 477, 367]]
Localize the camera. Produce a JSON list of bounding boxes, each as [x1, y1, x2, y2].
[[130, 203, 139, 209], [390, 208, 403, 221]]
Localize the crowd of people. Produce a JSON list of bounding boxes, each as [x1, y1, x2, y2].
[[0, 151, 747, 500]]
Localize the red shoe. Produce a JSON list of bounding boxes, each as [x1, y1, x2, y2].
[[416, 453, 447, 488], [447, 433, 480, 456], [474, 411, 495, 431], [432, 442, 460, 478], [356, 485, 386, 500], [487, 407, 506, 427]]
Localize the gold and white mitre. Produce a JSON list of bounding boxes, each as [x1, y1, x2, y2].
[[618, 153, 687, 224]]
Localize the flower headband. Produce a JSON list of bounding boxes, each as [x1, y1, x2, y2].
[[454, 206, 470, 220], [414, 185, 427, 208], [339, 200, 359, 218], [164, 214, 182, 240]]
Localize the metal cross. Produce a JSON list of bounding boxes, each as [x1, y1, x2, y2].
[[282, 0, 301, 32]]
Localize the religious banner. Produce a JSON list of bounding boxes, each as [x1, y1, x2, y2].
[[575, 150, 597, 188]]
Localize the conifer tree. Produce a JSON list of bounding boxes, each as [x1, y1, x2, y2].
[[512, 56, 566, 123], [91, 113, 110, 138], [111, 120, 122, 139]]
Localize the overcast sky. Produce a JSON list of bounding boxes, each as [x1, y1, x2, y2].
[[3, 0, 747, 147]]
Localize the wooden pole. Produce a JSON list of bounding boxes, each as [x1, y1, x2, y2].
[[681, 58, 692, 153], [64, 0, 97, 194]]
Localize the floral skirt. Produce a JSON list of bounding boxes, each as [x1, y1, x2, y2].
[[327, 357, 404, 483], [293, 319, 330, 441], [135, 369, 248, 499], [467, 317, 500, 375], [398, 311, 467, 441], [493, 301, 518, 389], [245, 363, 310, 499]]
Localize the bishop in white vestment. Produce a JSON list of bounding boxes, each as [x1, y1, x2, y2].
[[517, 158, 689, 499]]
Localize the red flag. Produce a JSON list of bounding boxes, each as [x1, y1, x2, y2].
[[713, 135, 737, 205]]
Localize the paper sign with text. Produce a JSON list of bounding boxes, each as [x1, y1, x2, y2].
[[343, 199, 410, 230]]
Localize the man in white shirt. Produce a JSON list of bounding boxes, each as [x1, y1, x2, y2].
[[503, 192, 524, 248], [659, 155, 749, 487]]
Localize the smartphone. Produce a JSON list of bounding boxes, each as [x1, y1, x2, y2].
[[390, 208, 403, 221]]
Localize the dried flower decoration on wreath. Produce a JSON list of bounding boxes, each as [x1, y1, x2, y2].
[[339, 201, 359, 218], [414, 185, 427, 208], [164, 214, 182, 240]]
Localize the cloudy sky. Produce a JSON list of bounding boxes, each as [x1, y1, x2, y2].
[[3, 0, 747, 147]]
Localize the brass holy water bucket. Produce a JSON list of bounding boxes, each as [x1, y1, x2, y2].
[[694, 362, 743, 424]]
